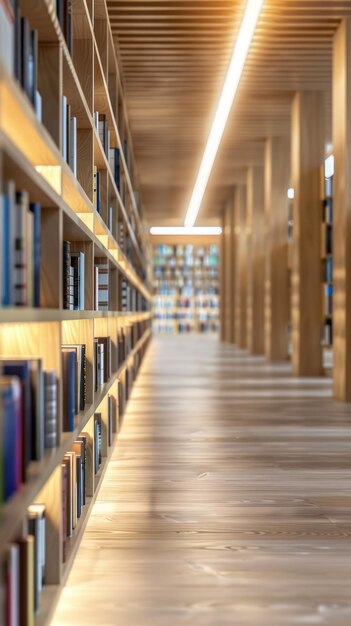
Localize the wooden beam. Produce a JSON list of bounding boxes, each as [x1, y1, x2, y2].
[[247, 166, 265, 354], [264, 136, 290, 361], [291, 91, 324, 376], [234, 186, 247, 349], [221, 198, 235, 343], [333, 19, 351, 400]]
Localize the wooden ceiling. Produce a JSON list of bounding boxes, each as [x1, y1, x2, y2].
[[106, 0, 351, 226]]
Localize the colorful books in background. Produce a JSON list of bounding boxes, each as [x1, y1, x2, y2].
[[1, 181, 41, 307], [62, 242, 85, 310], [62, 344, 86, 430], [0, 359, 58, 501], [109, 147, 120, 190], [94, 413, 102, 474], [94, 258, 109, 310]]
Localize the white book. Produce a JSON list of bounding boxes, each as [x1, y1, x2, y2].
[[0, 0, 14, 75], [61, 95, 68, 162], [69, 116, 77, 176], [35, 90, 42, 123]]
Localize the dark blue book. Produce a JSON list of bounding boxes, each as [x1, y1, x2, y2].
[[62, 350, 76, 432], [114, 148, 120, 190], [1, 378, 22, 500], [96, 171, 100, 213], [3, 361, 32, 478], [29, 202, 41, 307]]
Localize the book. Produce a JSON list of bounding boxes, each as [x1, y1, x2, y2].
[[96, 336, 112, 383], [94, 258, 109, 310], [18, 535, 34, 626], [14, 190, 29, 306], [1, 180, 15, 306], [108, 147, 120, 191], [0, 0, 14, 74], [68, 116, 77, 176], [94, 413, 102, 474], [28, 202, 41, 307], [61, 95, 68, 162], [62, 349, 76, 431], [44, 370, 57, 449], [27, 503, 46, 613], [61, 462, 68, 561], [4, 543, 20, 626], [62, 344, 86, 412], [70, 251, 85, 310]]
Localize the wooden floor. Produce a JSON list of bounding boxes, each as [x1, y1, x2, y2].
[[51, 335, 351, 626]]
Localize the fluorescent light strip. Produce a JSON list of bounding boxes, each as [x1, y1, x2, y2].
[[150, 226, 222, 236], [184, 0, 265, 228]]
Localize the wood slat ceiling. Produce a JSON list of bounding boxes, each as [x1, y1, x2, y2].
[[106, 0, 351, 226]]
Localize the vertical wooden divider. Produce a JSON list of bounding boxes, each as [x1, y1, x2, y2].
[[41, 207, 62, 309], [38, 44, 62, 149], [222, 198, 234, 342], [234, 185, 247, 348], [291, 91, 325, 376], [246, 166, 265, 354], [332, 19, 351, 400], [264, 136, 290, 361]]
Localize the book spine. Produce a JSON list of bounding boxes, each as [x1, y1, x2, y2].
[[69, 116, 77, 176], [44, 370, 57, 449], [29, 202, 41, 307], [0, 0, 14, 75]]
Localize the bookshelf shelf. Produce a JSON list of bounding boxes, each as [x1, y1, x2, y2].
[[0, 0, 151, 621]]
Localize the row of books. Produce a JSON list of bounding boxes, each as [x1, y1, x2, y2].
[[94, 112, 110, 159], [94, 337, 112, 390], [94, 258, 109, 311], [4, 502, 46, 624], [1, 182, 41, 307], [62, 344, 86, 432], [322, 319, 333, 346], [121, 278, 138, 312], [63, 241, 84, 310], [117, 321, 150, 368], [0, 1, 42, 119], [322, 257, 333, 284], [323, 197, 333, 224], [62, 96, 77, 176], [1, 361, 57, 502], [61, 399, 116, 558]]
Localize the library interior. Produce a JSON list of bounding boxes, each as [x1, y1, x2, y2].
[[1, 0, 351, 624]]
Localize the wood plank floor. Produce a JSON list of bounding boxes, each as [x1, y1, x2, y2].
[[51, 335, 351, 626]]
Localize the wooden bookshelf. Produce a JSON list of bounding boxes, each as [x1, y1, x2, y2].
[[320, 164, 333, 349], [0, 0, 151, 622]]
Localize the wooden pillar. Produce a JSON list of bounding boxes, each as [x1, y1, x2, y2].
[[333, 19, 351, 400], [220, 199, 234, 342], [234, 186, 247, 348], [291, 92, 324, 376], [264, 137, 290, 360], [246, 166, 265, 354]]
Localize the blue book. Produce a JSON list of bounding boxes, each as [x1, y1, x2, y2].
[[1, 378, 22, 500], [1, 182, 16, 306], [3, 361, 32, 476], [29, 202, 41, 307], [62, 350, 76, 432]]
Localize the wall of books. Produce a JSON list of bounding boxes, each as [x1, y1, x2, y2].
[[0, 0, 152, 624], [152, 244, 220, 334]]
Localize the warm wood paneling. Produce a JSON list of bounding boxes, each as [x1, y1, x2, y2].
[[246, 166, 265, 354], [234, 186, 247, 348], [105, 1, 350, 226], [333, 18, 351, 401], [291, 91, 325, 376], [264, 136, 290, 361]]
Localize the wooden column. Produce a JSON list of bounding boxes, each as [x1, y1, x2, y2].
[[221, 199, 235, 342], [247, 166, 265, 354], [333, 19, 351, 400], [234, 186, 247, 348], [291, 92, 324, 376], [264, 137, 290, 361]]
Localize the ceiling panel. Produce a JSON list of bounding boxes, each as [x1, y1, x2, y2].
[[106, 0, 351, 226]]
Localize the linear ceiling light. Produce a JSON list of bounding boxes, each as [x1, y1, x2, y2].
[[150, 226, 222, 236], [184, 0, 265, 228]]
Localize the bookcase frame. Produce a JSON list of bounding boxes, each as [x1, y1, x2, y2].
[[0, 0, 151, 623]]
